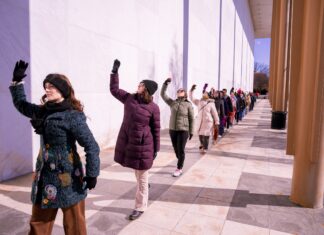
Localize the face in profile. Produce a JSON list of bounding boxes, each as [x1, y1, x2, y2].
[[137, 82, 145, 94], [44, 83, 64, 102]]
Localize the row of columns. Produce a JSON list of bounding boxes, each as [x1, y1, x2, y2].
[[269, 0, 324, 208]]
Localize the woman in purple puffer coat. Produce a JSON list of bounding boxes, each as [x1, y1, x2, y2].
[[109, 59, 160, 220]]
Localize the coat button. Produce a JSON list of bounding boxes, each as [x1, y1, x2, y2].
[[43, 198, 49, 204]]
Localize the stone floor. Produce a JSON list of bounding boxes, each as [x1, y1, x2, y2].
[[0, 99, 324, 235]]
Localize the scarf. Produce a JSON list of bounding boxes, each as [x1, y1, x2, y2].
[[30, 99, 72, 135]]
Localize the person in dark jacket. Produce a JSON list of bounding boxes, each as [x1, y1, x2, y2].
[[9, 60, 100, 235], [161, 78, 194, 177], [249, 92, 256, 111], [209, 88, 220, 144], [235, 89, 246, 123], [109, 59, 160, 220], [223, 88, 234, 128], [219, 91, 226, 136]]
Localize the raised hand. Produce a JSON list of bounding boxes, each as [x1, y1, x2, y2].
[[13, 60, 28, 83], [190, 84, 197, 92], [164, 78, 171, 85], [202, 83, 208, 93], [111, 59, 121, 74]]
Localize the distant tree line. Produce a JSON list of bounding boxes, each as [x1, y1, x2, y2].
[[253, 62, 269, 95]]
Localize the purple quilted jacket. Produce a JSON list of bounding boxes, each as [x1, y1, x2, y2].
[[110, 74, 160, 170]]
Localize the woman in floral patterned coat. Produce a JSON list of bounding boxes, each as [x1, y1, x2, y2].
[[9, 60, 100, 235]]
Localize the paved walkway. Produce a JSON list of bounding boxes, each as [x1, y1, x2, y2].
[[0, 100, 323, 235]]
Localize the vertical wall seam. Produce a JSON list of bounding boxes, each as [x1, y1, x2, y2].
[[183, 0, 189, 90], [233, 10, 236, 88], [217, 0, 223, 90]]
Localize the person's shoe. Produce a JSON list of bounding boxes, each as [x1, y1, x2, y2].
[[172, 169, 183, 177], [202, 149, 207, 154], [128, 210, 143, 220], [218, 135, 222, 138]]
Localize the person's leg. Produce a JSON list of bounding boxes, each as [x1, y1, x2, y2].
[[219, 122, 224, 136], [169, 130, 179, 160], [29, 204, 58, 235], [199, 135, 204, 149], [203, 136, 210, 150], [213, 126, 218, 143], [62, 200, 86, 235], [230, 112, 234, 125], [177, 131, 189, 169], [226, 116, 231, 128], [134, 170, 149, 212]]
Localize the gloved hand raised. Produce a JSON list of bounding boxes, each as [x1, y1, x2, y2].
[[111, 59, 121, 74], [13, 60, 28, 83], [202, 83, 208, 93], [83, 176, 97, 190], [164, 78, 171, 85], [190, 84, 197, 92]]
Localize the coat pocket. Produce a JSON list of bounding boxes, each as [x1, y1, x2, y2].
[[183, 117, 189, 127]]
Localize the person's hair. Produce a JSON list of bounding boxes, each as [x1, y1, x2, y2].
[[177, 88, 188, 99], [223, 88, 227, 92], [42, 74, 83, 112], [138, 88, 153, 103]]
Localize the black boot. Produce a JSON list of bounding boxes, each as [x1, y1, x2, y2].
[[128, 210, 143, 220]]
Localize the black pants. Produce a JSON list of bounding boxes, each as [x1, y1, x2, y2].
[[226, 116, 231, 128], [169, 130, 189, 169], [199, 135, 210, 150], [235, 111, 240, 123]]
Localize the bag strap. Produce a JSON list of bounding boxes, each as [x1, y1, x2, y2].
[[198, 101, 212, 112]]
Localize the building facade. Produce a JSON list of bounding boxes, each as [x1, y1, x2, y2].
[[0, 0, 255, 181]]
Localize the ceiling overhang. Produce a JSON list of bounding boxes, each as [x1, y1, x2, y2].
[[249, 0, 273, 38]]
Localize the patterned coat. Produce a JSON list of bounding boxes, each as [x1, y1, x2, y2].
[[110, 74, 160, 170], [9, 84, 100, 209]]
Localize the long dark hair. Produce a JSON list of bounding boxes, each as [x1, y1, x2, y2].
[[41, 74, 83, 112], [137, 88, 153, 104]]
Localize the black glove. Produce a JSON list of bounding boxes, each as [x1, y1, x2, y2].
[[153, 152, 157, 160], [30, 118, 45, 135], [111, 59, 121, 74], [83, 176, 97, 190], [189, 134, 193, 140], [164, 78, 171, 85], [13, 60, 28, 83], [202, 83, 208, 93], [190, 84, 196, 92]]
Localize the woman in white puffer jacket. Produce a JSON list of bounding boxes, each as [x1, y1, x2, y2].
[[189, 84, 219, 153]]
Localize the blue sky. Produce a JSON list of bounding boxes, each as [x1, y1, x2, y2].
[[254, 38, 271, 65]]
